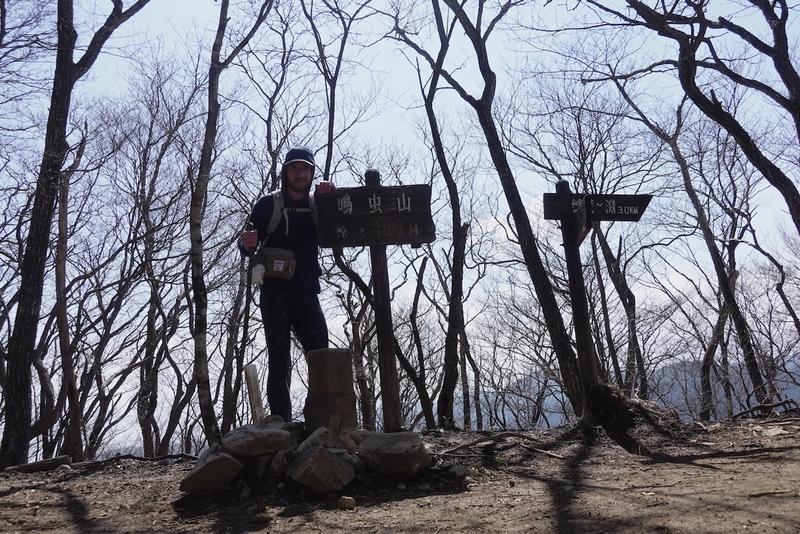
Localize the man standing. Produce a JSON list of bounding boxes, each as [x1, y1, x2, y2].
[[239, 146, 334, 422]]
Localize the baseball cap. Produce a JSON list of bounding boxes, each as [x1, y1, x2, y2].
[[283, 146, 314, 167]]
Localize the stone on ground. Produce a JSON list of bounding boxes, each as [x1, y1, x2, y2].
[[337, 496, 356, 510], [179, 450, 243, 493], [356, 431, 432, 475], [266, 450, 289, 477], [285, 446, 355, 493], [298, 426, 357, 453], [221, 424, 293, 456]]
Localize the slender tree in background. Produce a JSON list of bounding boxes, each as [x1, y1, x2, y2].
[[54, 130, 86, 461], [398, 5, 468, 427], [612, 85, 771, 408], [129, 57, 204, 455], [0, 0, 155, 469], [191, 0, 273, 446]]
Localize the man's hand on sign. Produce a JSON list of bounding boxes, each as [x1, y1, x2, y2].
[[315, 181, 336, 195], [241, 230, 258, 252]]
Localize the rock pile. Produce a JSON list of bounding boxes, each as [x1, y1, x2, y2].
[[179, 348, 432, 495], [178, 419, 432, 494]]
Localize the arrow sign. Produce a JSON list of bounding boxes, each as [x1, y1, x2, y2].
[[543, 193, 652, 222]]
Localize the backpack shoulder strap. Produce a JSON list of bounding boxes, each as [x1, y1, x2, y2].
[[266, 190, 284, 237], [265, 190, 318, 236]]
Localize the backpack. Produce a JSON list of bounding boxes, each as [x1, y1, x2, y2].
[[264, 190, 319, 240]]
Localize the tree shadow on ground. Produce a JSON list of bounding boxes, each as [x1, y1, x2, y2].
[[491, 386, 800, 534], [594, 396, 800, 470], [0, 482, 113, 533]]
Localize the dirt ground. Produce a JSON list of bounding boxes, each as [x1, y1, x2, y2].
[[1, 412, 799, 533]]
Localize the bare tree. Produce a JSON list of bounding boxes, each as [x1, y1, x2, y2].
[[190, 0, 273, 447], [391, 0, 586, 416], [300, 0, 376, 181], [1, 0, 155, 468], [616, 86, 771, 409], [583, 0, 800, 237], [120, 55, 204, 455], [0, 1, 54, 161]]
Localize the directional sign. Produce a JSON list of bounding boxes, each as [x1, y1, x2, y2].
[[315, 184, 436, 247], [543, 193, 652, 222]]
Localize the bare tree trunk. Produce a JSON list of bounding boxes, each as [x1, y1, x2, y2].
[[221, 258, 247, 435], [459, 333, 483, 431], [407, 257, 437, 429], [55, 135, 85, 461], [594, 228, 647, 399], [590, 236, 624, 388], [439, 222, 468, 427], [699, 266, 742, 420], [157, 301, 193, 456], [191, 0, 272, 447], [138, 295, 158, 457], [717, 337, 734, 419], [409, 14, 471, 427], [0, 0, 154, 468], [459, 337, 471, 430], [351, 319, 376, 431], [411, 8, 469, 428]]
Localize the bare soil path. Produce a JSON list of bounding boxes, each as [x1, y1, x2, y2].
[[1, 416, 799, 533]]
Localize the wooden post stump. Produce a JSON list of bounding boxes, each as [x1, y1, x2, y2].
[[303, 348, 359, 434]]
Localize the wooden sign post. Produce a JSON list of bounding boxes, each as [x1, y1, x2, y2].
[[315, 170, 435, 432], [543, 181, 652, 412]]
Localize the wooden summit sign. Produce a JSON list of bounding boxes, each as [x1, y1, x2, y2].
[[315, 184, 436, 248]]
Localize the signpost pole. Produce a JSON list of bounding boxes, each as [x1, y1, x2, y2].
[[365, 169, 403, 432], [556, 181, 600, 413]]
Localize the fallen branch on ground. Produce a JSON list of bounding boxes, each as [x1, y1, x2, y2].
[[4, 455, 71, 473], [436, 431, 553, 456], [732, 399, 798, 420], [518, 443, 565, 460]]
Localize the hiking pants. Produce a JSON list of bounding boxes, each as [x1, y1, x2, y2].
[[260, 288, 328, 422]]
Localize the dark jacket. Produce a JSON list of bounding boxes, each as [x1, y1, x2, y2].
[[244, 193, 321, 294]]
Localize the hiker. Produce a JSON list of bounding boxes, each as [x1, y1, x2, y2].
[[239, 146, 335, 422]]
